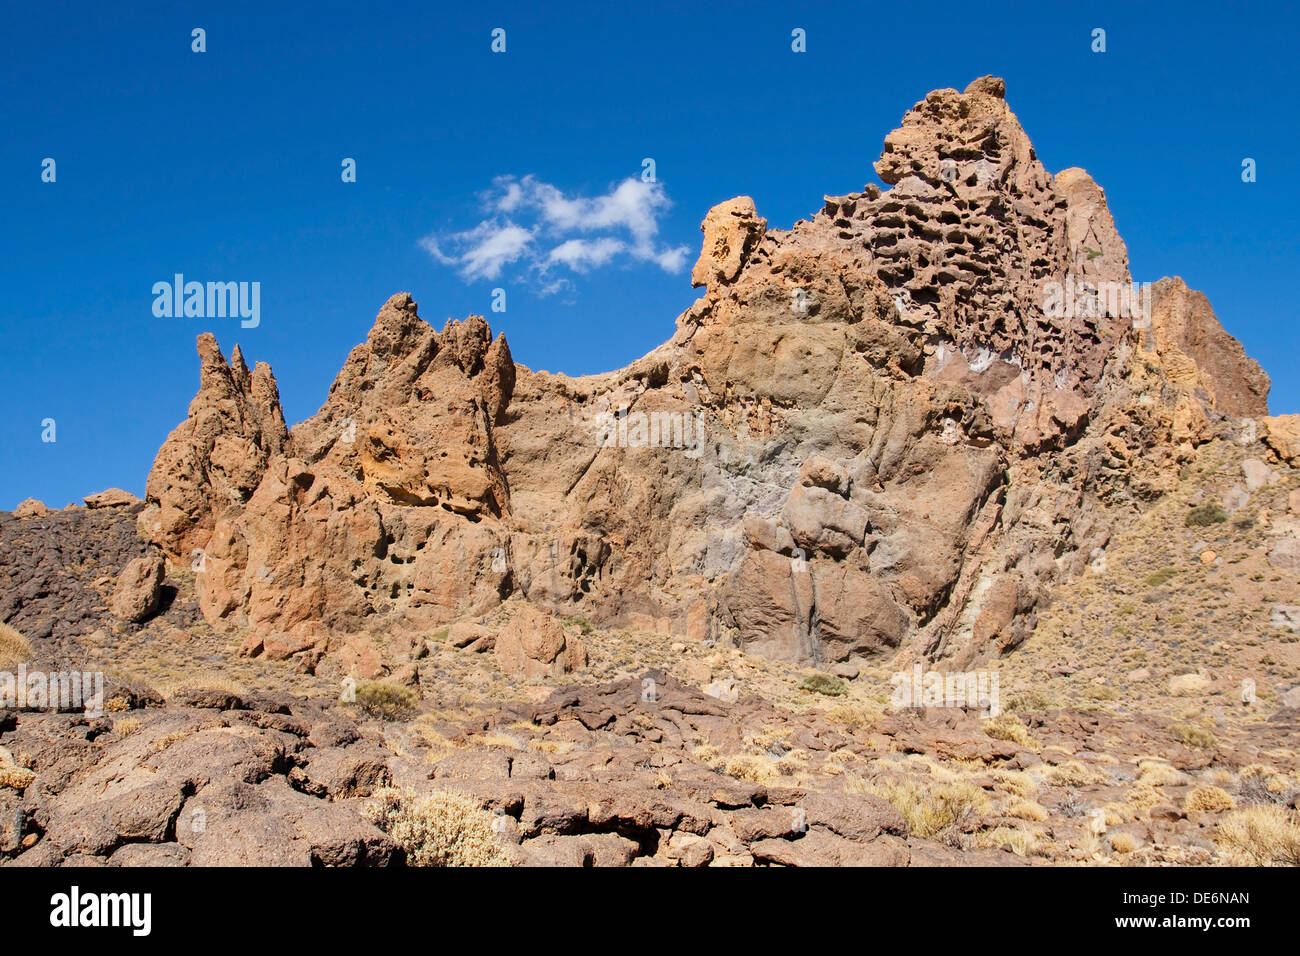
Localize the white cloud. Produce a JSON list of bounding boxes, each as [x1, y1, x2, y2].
[[422, 174, 690, 293], [547, 237, 626, 272], [419, 220, 534, 282]]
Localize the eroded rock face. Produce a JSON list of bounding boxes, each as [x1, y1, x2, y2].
[[136, 78, 1274, 673], [1147, 277, 1270, 419], [138, 334, 289, 559]]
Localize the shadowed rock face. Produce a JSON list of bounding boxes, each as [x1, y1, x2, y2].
[[137, 77, 1270, 671]]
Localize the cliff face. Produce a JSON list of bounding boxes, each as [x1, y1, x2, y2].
[[138, 77, 1272, 673]]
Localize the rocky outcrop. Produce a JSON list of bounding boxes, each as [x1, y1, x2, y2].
[[1147, 277, 1270, 418], [130, 77, 1275, 675], [494, 604, 587, 679], [138, 334, 288, 560], [108, 553, 165, 623]]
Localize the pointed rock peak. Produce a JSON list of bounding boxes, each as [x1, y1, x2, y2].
[[229, 344, 251, 384], [367, 291, 432, 361], [964, 75, 1006, 98], [1054, 167, 1130, 284], [691, 196, 767, 289], [196, 332, 227, 368], [438, 314, 495, 375], [1148, 276, 1271, 418], [875, 79, 1033, 187]]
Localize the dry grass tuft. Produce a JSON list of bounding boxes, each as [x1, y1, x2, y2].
[[974, 826, 1041, 857], [847, 776, 991, 839], [1110, 832, 1138, 854], [1169, 722, 1218, 749], [983, 713, 1038, 748], [0, 622, 32, 668], [1136, 760, 1188, 787], [1215, 806, 1300, 866], [349, 680, 418, 720], [363, 787, 515, 867], [1040, 760, 1109, 787], [1007, 799, 1048, 822]]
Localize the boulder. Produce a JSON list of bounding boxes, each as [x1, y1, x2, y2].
[[108, 553, 165, 622]]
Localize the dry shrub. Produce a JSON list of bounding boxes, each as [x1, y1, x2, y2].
[[351, 681, 418, 720], [1237, 765, 1298, 806], [0, 622, 32, 668], [1185, 785, 1235, 813], [825, 699, 882, 732], [974, 826, 1041, 857], [983, 713, 1038, 748], [1041, 760, 1108, 787], [1215, 806, 1300, 866], [363, 787, 515, 867], [724, 753, 780, 785], [848, 776, 991, 839], [1169, 722, 1218, 749], [1136, 760, 1188, 787], [1110, 832, 1138, 854], [1126, 783, 1164, 810], [1007, 799, 1048, 822], [990, 769, 1037, 798]]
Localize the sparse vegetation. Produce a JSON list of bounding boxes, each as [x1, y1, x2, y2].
[[1237, 765, 1298, 806], [1169, 722, 1218, 749], [1185, 503, 1228, 527], [1215, 805, 1300, 866], [0, 622, 32, 668], [974, 825, 1041, 856], [350, 680, 419, 720], [1142, 567, 1178, 588], [847, 776, 991, 839], [824, 699, 882, 731], [563, 616, 593, 635], [363, 787, 515, 867], [1004, 689, 1057, 713], [1185, 785, 1235, 813], [1109, 832, 1137, 854], [797, 672, 848, 696], [983, 713, 1038, 748], [1007, 799, 1048, 822], [1041, 760, 1109, 787]]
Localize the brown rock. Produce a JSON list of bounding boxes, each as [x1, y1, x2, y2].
[[108, 552, 165, 622], [13, 498, 51, 518], [690, 197, 767, 288], [495, 604, 586, 679], [84, 488, 142, 509]]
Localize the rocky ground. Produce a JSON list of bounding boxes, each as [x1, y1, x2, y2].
[[2, 447, 1298, 866]]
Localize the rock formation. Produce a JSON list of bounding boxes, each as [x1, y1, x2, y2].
[[137, 77, 1272, 675]]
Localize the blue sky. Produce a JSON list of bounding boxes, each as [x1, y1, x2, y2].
[[1, 0, 1297, 509]]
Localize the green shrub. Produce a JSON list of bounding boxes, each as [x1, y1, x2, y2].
[[1185, 503, 1228, 527], [798, 672, 847, 696], [563, 616, 593, 635], [1143, 567, 1178, 587]]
